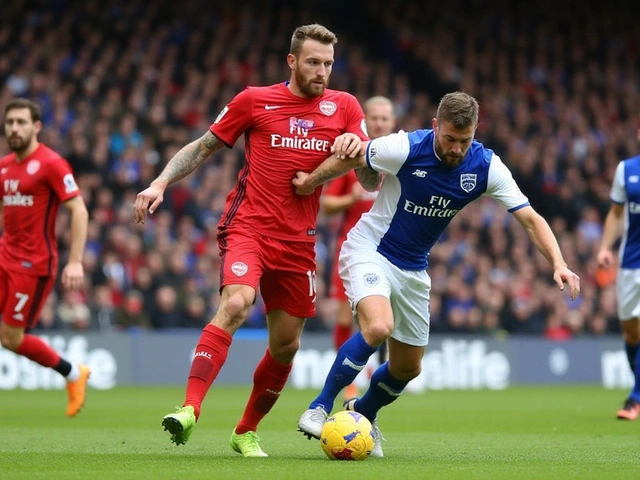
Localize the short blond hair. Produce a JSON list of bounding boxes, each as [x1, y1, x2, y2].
[[436, 92, 479, 129], [363, 96, 394, 115], [290, 24, 338, 57]]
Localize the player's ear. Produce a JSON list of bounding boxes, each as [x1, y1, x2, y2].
[[431, 118, 438, 132], [33, 120, 42, 135], [286, 53, 296, 70]]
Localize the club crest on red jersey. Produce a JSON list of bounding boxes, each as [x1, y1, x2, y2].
[[26, 159, 40, 175], [231, 262, 248, 276], [319, 100, 337, 116]]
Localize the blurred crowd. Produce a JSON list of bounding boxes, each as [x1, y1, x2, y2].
[[1, 0, 638, 339]]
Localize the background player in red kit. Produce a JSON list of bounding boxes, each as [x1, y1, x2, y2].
[[133, 24, 368, 457], [0, 98, 90, 416], [322, 96, 396, 400]]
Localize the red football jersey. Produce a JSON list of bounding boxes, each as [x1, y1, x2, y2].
[[0, 143, 80, 276], [210, 82, 368, 242], [324, 170, 379, 244]]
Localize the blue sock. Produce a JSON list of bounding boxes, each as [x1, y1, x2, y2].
[[310, 331, 377, 413], [625, 343, 638, 373], [630, 345, 640, 402], [354, 362, 410, 423]]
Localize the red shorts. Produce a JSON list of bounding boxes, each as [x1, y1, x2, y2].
[[0, 266, 55, 329], [218, 231, 317, 318]]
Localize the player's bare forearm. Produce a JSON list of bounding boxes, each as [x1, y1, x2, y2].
[[65, 196, 89, 263], [305, 155, 365, 190], [516, 207, 566, 268], [599, 205, 624, 251], [355, 167, 381, 192], [154, 131, 224, 187]]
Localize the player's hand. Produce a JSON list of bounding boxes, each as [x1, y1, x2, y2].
[[331, 133, 363, 160], [133, 182, 166, 224], [596, 248, 614, 269], [292, 171, 315, 195], [553, 267, 581, 301], [61, 261, 84, 291]]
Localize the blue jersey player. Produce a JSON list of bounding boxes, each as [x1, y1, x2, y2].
[[293, 92, 581, 456], [597, 131, 640, 420]]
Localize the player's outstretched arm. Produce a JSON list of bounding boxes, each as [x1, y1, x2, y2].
[[596, 203, 624, 269], [293, 142, 370, 196], [355, 167, 382, 192], [62, 195, 89, 291], [512, 205, 581, 300], [134, 131, 224, 223]]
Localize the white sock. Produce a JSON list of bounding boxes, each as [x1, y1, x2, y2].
[[66, 363, 81, 382]]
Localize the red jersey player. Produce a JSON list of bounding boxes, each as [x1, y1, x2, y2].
[[0, 98, 90, 416], [322, 96, 396, 400], [133, 24, 368, 456]]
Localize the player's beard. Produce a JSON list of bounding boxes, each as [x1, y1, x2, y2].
[[294, 67, 326, 98], [7, 130, 33, 154], [434, 136, 465, 169]]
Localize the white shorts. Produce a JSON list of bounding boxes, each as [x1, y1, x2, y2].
[[338, 233, 431, 346], [617, 268, 640, 320]]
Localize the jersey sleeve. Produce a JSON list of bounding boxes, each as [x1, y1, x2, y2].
[[610, 161, 626, 204], [209, 88, 255, 147], [485, 153, 530, 212], [343, 95, 369, 141], [46, 159, 81, 202], [365, 131, 411, 175]]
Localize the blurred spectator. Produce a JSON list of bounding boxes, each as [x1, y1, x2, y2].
[[115, 290, 151, 331]]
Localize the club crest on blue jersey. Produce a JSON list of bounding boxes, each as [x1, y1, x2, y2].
[[460, 173, 477, 193], [363, 273, 380, 287]]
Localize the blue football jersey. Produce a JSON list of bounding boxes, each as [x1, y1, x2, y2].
[[610, 155, 640, 268], [348, 129, 530, 270]]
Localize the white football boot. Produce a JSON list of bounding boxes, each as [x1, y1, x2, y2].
[[297, 406, 328, 439]]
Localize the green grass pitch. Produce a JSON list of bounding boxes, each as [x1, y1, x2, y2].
[[1, 385, 639, 479]]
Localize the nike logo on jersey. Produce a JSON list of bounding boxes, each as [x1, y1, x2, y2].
[[412, 169, 428, 177], [265, 105, 281, 110]]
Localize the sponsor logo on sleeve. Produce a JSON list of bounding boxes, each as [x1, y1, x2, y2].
[[214, 105, 229, 124], [63, 173, 79, 193], [360, 118, 368, 137]]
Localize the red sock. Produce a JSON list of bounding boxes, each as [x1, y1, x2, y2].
[[235, 349, 292, 434], [184, 324, 232, 420], [16, 334, 60, 368], [333, 324, 352, 350]]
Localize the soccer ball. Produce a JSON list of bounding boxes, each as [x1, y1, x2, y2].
[[320, 410, 374, 461]]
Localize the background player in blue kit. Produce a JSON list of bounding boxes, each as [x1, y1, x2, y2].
[[597, 124, 640, 420], [293, 91, 581, 457]]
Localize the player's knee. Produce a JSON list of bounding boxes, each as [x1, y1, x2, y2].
[[0, 331, 21, 351], [270, 337, 300, 364], [361, 320, 393, 347], [390, 362, 421, 381], [217, 293, 252, 326]]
